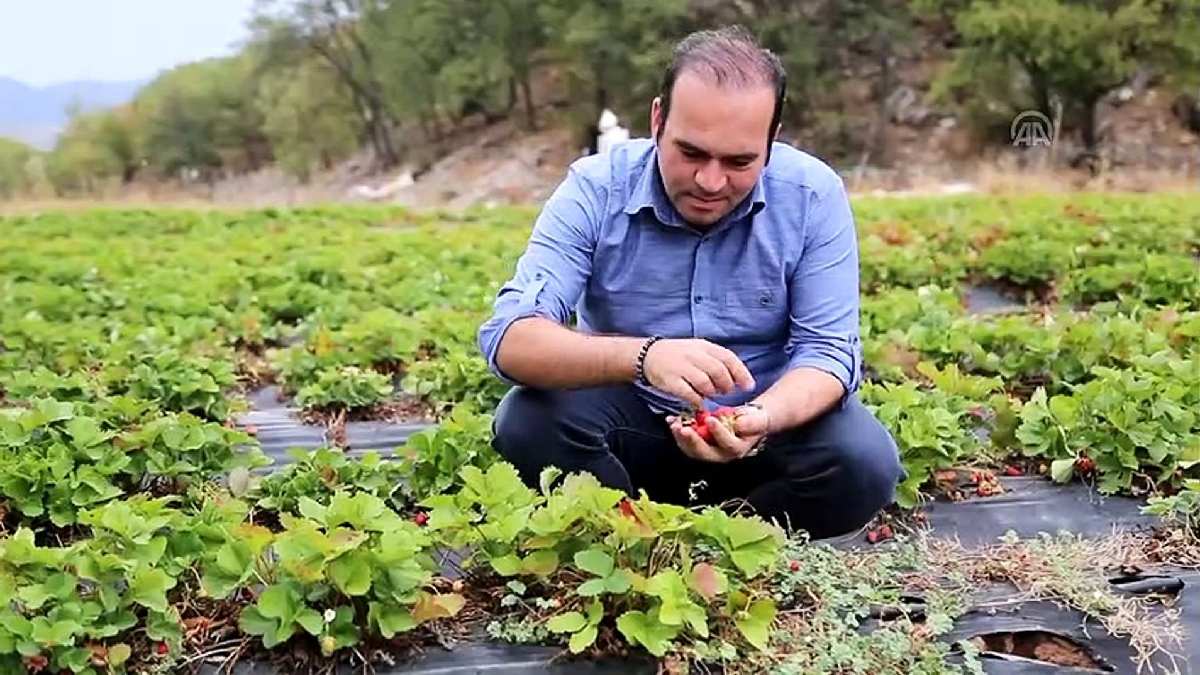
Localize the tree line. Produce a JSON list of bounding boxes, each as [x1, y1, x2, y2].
[[2, 0, 1197, 198]]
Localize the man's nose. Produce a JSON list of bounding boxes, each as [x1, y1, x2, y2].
[[694, 160, 727, 194]]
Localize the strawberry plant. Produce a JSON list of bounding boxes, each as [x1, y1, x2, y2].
[[294, 366, 394, 411], [103, 349, 237, 421], [861, 368, 1006, 508], [0, 517, 190, 674], [397, 405, 498, 501], [401, 349, 511, 415], [1017, 354, 1200, 494], [422, 462, 784, 658], [977, 237, 1076, 288], [200, 491, 462, 656], [0, 400, 265, 526], [253, 447, 408, 515]]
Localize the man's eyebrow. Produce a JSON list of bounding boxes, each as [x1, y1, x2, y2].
[[674, 139, 758, 163]]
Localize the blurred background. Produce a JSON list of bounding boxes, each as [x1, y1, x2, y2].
[[1, 0, 1198, 206]]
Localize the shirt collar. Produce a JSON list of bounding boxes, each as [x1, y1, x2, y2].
[[623, 146, 768, 230]]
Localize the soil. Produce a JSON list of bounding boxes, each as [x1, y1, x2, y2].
[[972, 630, 1109, 670]]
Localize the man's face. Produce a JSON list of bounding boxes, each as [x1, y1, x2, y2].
[[650, 72, 776, 228]]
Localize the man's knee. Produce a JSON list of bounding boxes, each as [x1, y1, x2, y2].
[[492, 386, 555, 460], [835, 416, 903, 508], [793, 400, 903, 536]]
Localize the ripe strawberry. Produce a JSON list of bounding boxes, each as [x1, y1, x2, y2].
[[1075, 456, 1096, 473], [155, 642, 169, 656], [879, 524, 894, 540], [789, 560, 800, 572], [1004, 464, 1023, 476], [412, 512, 429, 527], [686, 407, 738, 443], [866, 529, 880, 544], [23, 655, 48, 672]]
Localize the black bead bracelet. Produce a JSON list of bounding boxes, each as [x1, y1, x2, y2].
[[634, 335, 664, 385]]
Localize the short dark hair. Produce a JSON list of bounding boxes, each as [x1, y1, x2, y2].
[[657, 26, 787, 157]]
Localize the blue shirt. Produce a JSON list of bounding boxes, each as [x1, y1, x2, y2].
[[477, 138, 863, 415]]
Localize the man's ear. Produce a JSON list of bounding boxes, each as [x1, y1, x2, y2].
[[650, 97, 663, 140]]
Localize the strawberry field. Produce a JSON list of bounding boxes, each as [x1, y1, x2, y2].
[[2, 196, 1200, 674]]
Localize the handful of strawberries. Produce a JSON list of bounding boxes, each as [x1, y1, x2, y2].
[[678, 406, 740, 442]]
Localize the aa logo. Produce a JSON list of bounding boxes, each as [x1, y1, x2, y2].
[[1010, 110, 1054, 147]]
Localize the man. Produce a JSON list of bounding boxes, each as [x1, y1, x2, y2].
[[476, 26, 902, 540]]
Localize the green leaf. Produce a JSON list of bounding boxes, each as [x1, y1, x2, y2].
[[1049, 395, 1081, 426], [329, 551, 372, 596], [616, 609, 678, 657], [490, 554, 522, 576], [66, 416, 106, 448], [129, 566, 175, 612], [573, 548, 614, 577], [569, 624, 598, 653], [735, 599, 776, 651], [522, 550, 559, 577], [1051, 458, 1076, 484], [296, 609, 324, 636], [297, 496, 327, 522], [546, 612, 587, 633], [577, 579, 608, 597], [370, 602, 417, 638], [30, 618, 81, 647], [539, 466, 562, 495], [107, 643, 132, 666]]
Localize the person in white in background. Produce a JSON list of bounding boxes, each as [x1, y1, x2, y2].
[[596, 109, 629, 154]]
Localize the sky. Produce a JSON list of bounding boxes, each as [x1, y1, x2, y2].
[[0, 0, 257, 86]]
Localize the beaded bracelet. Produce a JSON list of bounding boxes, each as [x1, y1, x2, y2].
[[634, 335, 664, 385]]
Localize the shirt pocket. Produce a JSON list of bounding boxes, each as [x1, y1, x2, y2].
[[716, 286, 787, 342]]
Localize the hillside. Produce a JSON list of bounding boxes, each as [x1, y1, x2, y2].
[[0, 76, 145, 149]]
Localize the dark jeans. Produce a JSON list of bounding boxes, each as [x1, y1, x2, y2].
[[491, 384, 904, 540]]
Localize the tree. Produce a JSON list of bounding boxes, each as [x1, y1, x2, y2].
[[932, 0, 1200, 154], [252, 0, 400, 168], [257, 59, 359, 181], [0, 138, 38, 198]]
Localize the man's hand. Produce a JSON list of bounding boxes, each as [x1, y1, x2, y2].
[[665, 405, 772, 463], [643, 338, 756, 408]]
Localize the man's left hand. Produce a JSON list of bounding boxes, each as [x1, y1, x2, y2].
[[666, 405, 772, 461]]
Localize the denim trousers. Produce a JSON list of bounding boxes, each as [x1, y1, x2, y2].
[[490, 384, 903, 540]]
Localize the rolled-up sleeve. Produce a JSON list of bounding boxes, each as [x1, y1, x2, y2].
[[785, 175, 862, 402], [476, 165, 602, 386]]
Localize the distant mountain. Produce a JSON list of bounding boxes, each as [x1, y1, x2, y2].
[[0, 77, 147, 150]]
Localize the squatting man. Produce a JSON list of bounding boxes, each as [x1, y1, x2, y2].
[[476, 26, 903, 540]]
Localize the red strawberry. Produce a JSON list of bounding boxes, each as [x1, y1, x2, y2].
[[1004, 464, 1023, 476], [789, 560, 801, 572], [23, 655, 48, 672], [155, 643, 169, 656], [412, 512, 429, 527], [1075, 456, 1096, 473], [879, 524, 894, 540], [866, 529, 880, 544], [619, 498, 637, 519]]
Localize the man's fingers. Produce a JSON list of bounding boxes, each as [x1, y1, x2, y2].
[[692, 353, 736, 394], [667, 377, 705, 409], [681, 368, 718, 399], [670, 420, 727, 463], [707, 417, 748, 456], [705, 344, 756, 391]]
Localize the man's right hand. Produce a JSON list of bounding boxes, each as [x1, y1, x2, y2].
[[641, 338, 756, 408]]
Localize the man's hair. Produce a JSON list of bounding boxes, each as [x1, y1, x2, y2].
[[657, 25, 787, 155]]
